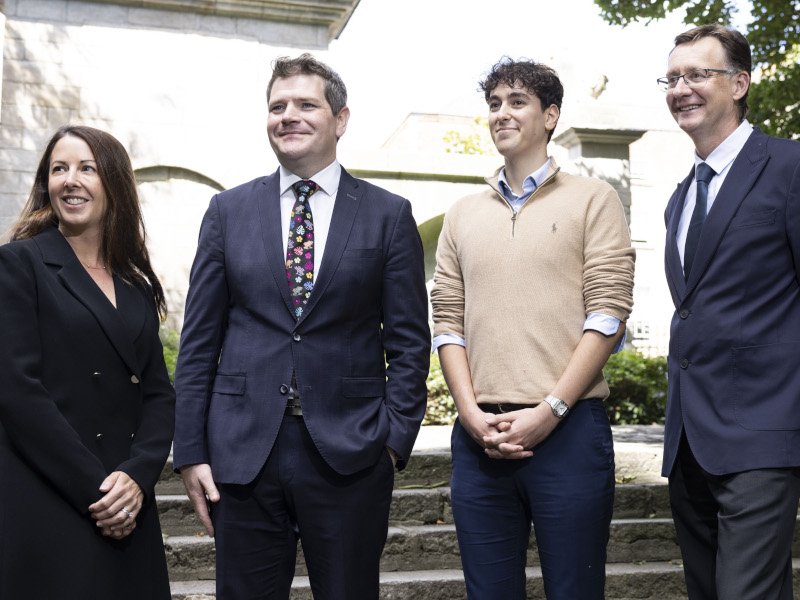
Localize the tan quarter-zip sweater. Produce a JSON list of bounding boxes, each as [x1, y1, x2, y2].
[[431, 160, 635, 405]]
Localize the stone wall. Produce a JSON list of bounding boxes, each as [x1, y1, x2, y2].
[[0, 0, 343, 326]]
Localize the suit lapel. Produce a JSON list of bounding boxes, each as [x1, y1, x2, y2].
[[665, 171, 693, 300], [257, 171, 296, 315], [37, 228, 141, 376], [684, 129, 769, 293], [298, 169, 362, 323]]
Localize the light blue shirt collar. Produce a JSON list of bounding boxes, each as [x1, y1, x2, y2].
[[497, 158, 552, 210]]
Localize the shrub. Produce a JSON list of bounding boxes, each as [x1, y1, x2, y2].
[[423, 352, 457, 425], [423, 349, 668, 426], [160, 328, 179, 383], [603, 350, 667, 425]]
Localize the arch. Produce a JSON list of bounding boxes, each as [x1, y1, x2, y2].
[[134, 165, 225, 192]]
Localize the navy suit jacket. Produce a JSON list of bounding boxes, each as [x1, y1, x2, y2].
[[173, 168, 430, 482], [662, 128, 800, 477]]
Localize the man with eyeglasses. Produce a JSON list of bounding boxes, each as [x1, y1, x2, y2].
[[659, 24, 800, 600]]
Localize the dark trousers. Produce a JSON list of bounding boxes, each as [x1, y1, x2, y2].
[[669, 435, 800, 600], [450, 399, 615, 600], [212, 415, 395, 600]]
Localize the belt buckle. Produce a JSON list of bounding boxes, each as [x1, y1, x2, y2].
[[497, 403, 509, 414]]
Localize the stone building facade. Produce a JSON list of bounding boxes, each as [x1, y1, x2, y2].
[[1, 0, 688, 354]]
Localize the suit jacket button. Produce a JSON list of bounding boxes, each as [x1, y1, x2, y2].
[[293, 333, 301, 342], [679, 309, 689, 319], [279, 384, 289, 394], [130, 375, 140, 384], [96, 433, 104, 441], [91, 371, 102, 378], [680, 358, 689, 369]]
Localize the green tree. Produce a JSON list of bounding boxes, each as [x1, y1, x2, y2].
[[593, 0, 800, 139]]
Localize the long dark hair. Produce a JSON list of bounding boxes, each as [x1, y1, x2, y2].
[[10, 125, 167, 319]]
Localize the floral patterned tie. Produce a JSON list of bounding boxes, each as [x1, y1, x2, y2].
[[286, 179, 318, 319]]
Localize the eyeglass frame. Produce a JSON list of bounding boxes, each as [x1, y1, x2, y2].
[[656, 68, 737, 91]]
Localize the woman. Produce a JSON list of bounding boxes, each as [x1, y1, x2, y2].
[[0, 126, 174, 599]]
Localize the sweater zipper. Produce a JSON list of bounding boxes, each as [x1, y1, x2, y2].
[[511, 209, 517, 237]]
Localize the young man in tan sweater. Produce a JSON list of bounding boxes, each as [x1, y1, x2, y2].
[[431, 58, 635, 599]]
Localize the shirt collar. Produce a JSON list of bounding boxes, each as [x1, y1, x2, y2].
[[695, 120, 753, 175], [279, 160, 341, 196], [497, 157, 552, 203]]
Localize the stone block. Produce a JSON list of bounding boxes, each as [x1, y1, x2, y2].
[[127, 7, 199, 31], [0, 147, 39, 171], [12, 0, 67, 21], [65, 0, 129, 26]]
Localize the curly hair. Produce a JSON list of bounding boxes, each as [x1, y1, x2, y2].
[[480, 57, 564, 141]]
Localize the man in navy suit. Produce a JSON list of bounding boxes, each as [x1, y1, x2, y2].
[[173, 54, 430, 599], [660, 25, 800, 599]]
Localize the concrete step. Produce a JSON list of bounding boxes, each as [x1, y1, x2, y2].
[[170, 561, 695, 599], [164, 518, 683, 582], [157, 424, 667, 495], [157, 483, 671, 536]]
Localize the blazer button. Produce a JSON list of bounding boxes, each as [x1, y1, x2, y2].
[[96, 433, 104, 441], [679, 358, 689, 369], [131, 433, 135, 439], [130, 375, 140, 384], [293, 333, 301, 342], [679, 309, 689, 319], [91, 371, 102, 379], [279, 384, 289, 394]]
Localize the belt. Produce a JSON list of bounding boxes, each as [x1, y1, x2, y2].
[[285, 402, 303, 416], [285, 386, 303, 416], [478, 403, 536, 414]]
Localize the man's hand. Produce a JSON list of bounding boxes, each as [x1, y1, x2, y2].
[[180, 463, 220, 537], [482, 403, 559, 459], [458, 407, 504, 449]]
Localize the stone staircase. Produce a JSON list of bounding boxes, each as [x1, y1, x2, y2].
[[160, 425, 800, 599]]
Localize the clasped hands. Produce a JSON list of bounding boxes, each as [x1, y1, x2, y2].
[[88, 471, 144, 540], [462, 403, 560, 459]]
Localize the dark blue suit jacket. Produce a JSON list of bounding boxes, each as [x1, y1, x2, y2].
[[662, 128, 800, 477], [173, 168, 430, 483]]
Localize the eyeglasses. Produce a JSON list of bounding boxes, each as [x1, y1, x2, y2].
[[657, 68, 736, 91]]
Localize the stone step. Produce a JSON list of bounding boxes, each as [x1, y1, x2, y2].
[[157, 483, 671, 536], [170, 561, 696, 600], [164, 518, 683, 582], [157, 424, 667, 495]]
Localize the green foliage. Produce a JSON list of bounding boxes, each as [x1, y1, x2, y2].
[[158, 329, 667, 426], [593, 0, 800, 139], [423, 349, 668, 426], [443, 117, 495, 155], [160, 327, 180, 383], [603, 350, 668, 425], [423, 352, 457, 425]]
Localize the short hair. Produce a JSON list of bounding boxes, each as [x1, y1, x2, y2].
[[267, 53, 348, 115], [673, 24, 752, 121], [10, 125, 166, 318], [479, 57, 564, 141]]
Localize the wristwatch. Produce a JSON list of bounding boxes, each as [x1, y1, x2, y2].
[[544, 394, 570, 419]]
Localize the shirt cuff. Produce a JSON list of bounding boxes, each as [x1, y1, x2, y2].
[[584, 313, 625, 353], [432, 333, 466, 352]]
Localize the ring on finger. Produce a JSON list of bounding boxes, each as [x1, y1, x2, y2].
[[120, 506, 133, 520]]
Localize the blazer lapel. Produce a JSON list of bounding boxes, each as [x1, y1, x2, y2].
[[684, 129, 769, 293], [298, 169, 361, 323], [665, 171, 693, 300], [37, 228, 141, 376], [257, 171, 296, 316]]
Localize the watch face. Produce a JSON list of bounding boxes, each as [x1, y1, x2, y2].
[[555, 404, 568, 417]]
